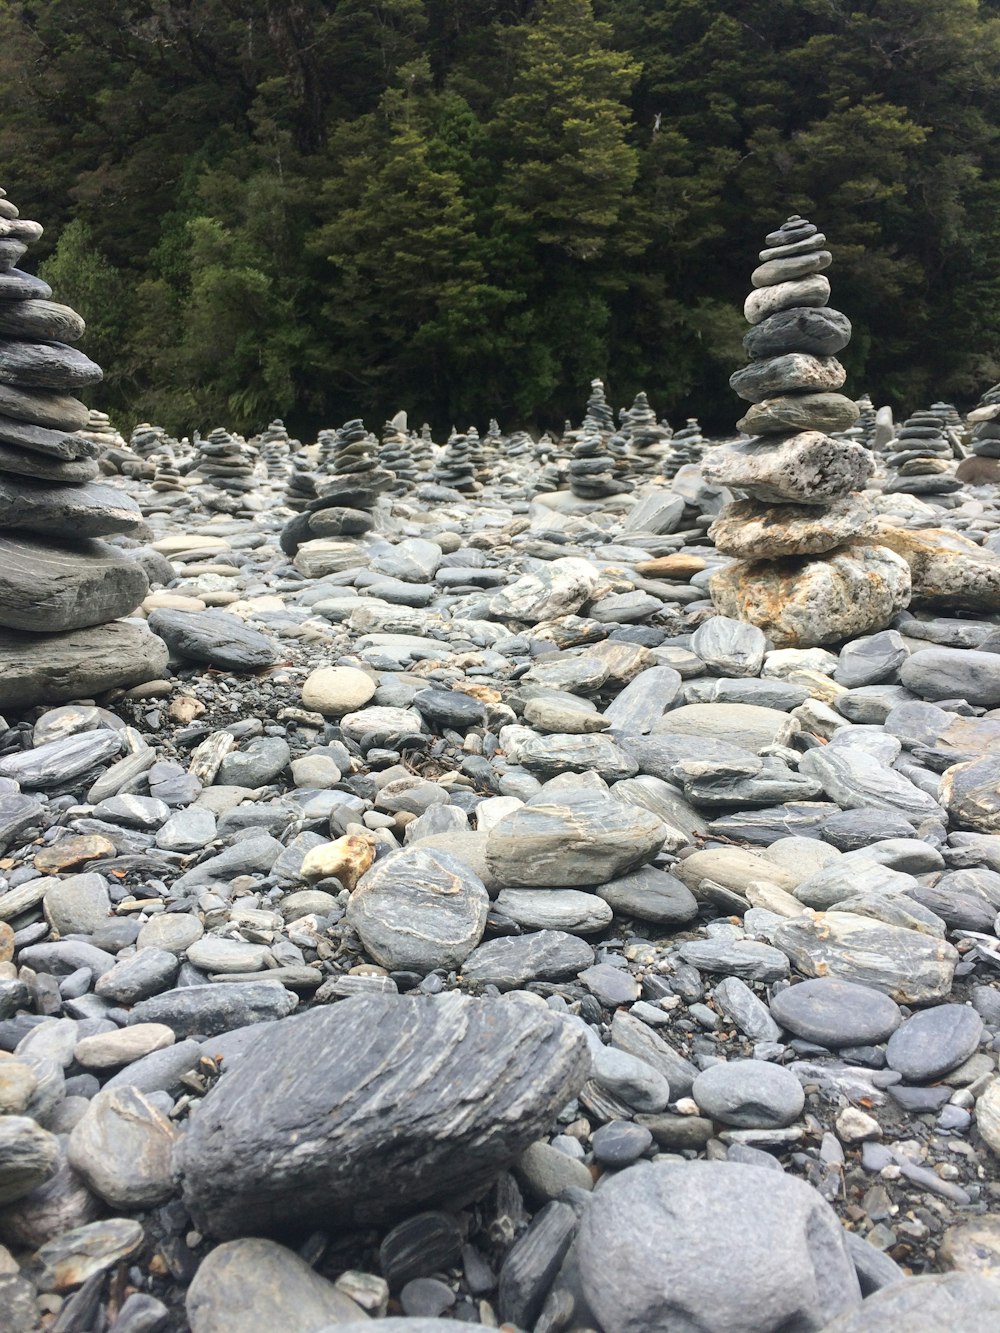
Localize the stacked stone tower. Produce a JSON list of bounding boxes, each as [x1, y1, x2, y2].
[[0, 188, 166, 706], [702, 215, 910, 646]]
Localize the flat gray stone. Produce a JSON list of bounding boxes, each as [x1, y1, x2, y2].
[[886, 1005, 984, 1082], [768, 978, 902, 1048], [186, 1238, 366, 1333]]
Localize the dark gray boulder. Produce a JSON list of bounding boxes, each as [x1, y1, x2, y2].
[[178, 993, 589, 1237]]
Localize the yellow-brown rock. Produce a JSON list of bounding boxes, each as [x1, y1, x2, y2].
[[877, 525, 1000, 612], [300, 835, 375, 890], [34, 835, 115, 876], [634, 554, 707, 579], [710, 543, 911, 648]]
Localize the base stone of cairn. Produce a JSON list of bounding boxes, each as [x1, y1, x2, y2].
[[0, 187, 167, 708], [703, 214, 910, 648]]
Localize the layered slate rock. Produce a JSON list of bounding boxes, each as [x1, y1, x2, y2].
[[702, 215, 911, 646], [0, 187, 162, 704], [178, 993, 589, 1237]]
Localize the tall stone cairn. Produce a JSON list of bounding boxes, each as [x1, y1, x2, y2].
[[958, 382, 1000, 486], [702, 215, 911, 647], [0, 188, 167, 709]]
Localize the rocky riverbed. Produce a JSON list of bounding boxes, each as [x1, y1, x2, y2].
[[1, 413, 1000, 1333]]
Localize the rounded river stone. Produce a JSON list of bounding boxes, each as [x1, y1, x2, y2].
[[769, 977, 902, 1047]]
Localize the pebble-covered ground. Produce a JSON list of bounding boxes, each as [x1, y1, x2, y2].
[[2, 408, 1000, 1333]]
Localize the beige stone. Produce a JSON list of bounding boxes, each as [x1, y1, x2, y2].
[[710, 543, 911, 649], [877, 525, 1000, 612], [301, 665, 377, 716], [300, 834, 376, 890], [738, 392, 860, 437], [702, 432, 873, 506], [709, 494, 876, 559]]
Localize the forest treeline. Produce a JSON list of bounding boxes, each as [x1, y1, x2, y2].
[[3, 0, 1000, 436]]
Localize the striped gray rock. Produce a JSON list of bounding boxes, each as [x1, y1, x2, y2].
[[178, 993, 589, 1237]]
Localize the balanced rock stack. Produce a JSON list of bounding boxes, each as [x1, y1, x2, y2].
[[853, 393, 877, 449], [662, 417, 705, 478], [75, 408, 126, 454], [280, 418, 393, 560], [432, 428, 478, 493], [704, 214, 911, 646], [283, 448, 319, 510], [192, 426, 261, 514], [380, 410, 419, 490], [883, 405, 962, 499], [569, 428, 630, 499], [620, 391, 671, 472], [0, 188, 167, 707], [255, 418, 296, 480], [958, 382, 1000, 486]]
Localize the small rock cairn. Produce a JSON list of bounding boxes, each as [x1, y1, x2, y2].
[[280, 418, 394, 560], [0, 187, 166, 705], [620, 391, 671, 473], [883, 405, 962, 499], [432, 429, 478, 493], [192, 427, 261, 514], [662, 417, 705, 478], [254, 418, 296, 480], [959, 382, 1000, 486], [703, 214, 911, 646], [380, 411, 419, 490]]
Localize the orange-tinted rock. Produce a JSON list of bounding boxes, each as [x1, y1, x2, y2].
[[34, 835, 115, 875], [710, 544, 911, 649]]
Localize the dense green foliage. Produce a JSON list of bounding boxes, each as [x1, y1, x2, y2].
[[3, 0, 1000, 434]]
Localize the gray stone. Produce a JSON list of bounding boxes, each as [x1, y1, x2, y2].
[[0, 534, 147, 633], [128, 981, 298, 1038], [494, 888, 613, 934], [900, 648, 1000, 708], [186, 1238, 366, 1333], [692, 1059, 805, 1128], [886, 1005, 984, 1082], [596, 866, 699, 925], [0, 729, 122, 788], [702, 432, 873, 505], [155, 806, 217, 852], [592, 1045, 671, 1112], [217, 737, 290, 787], [461, 931, 594, 990], [0, 622, 168, 710], [678, 938, 790, 983], [0, 477, 144, 540], [768, 978, 901, 1048], [170, 832, 283, 890], [147, 608, 278, 671], [67, 1086, 177, 1208], [519, 733, 638, 782], [941, 755, 1000, 835], [691, 616, 767, 677], [798, 747, 941, 822], [611, 1012, 699, 1100], [713, 976, 782, 1042], [743, 307, 852, 360], [485, 795, 666, 887], [601, 666, 682, 734], [772, 912, 957, 1005], [347, 845, 489, 972], [104, 1039, 202, 1095], [0, 1116, 59, 1204], [835, 631, 908, 689], [43, 872, 111, 935], [178, 993, 589, 1236], [820, 1272, 1000, 1332], [576, 1161, 861, 1332]]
